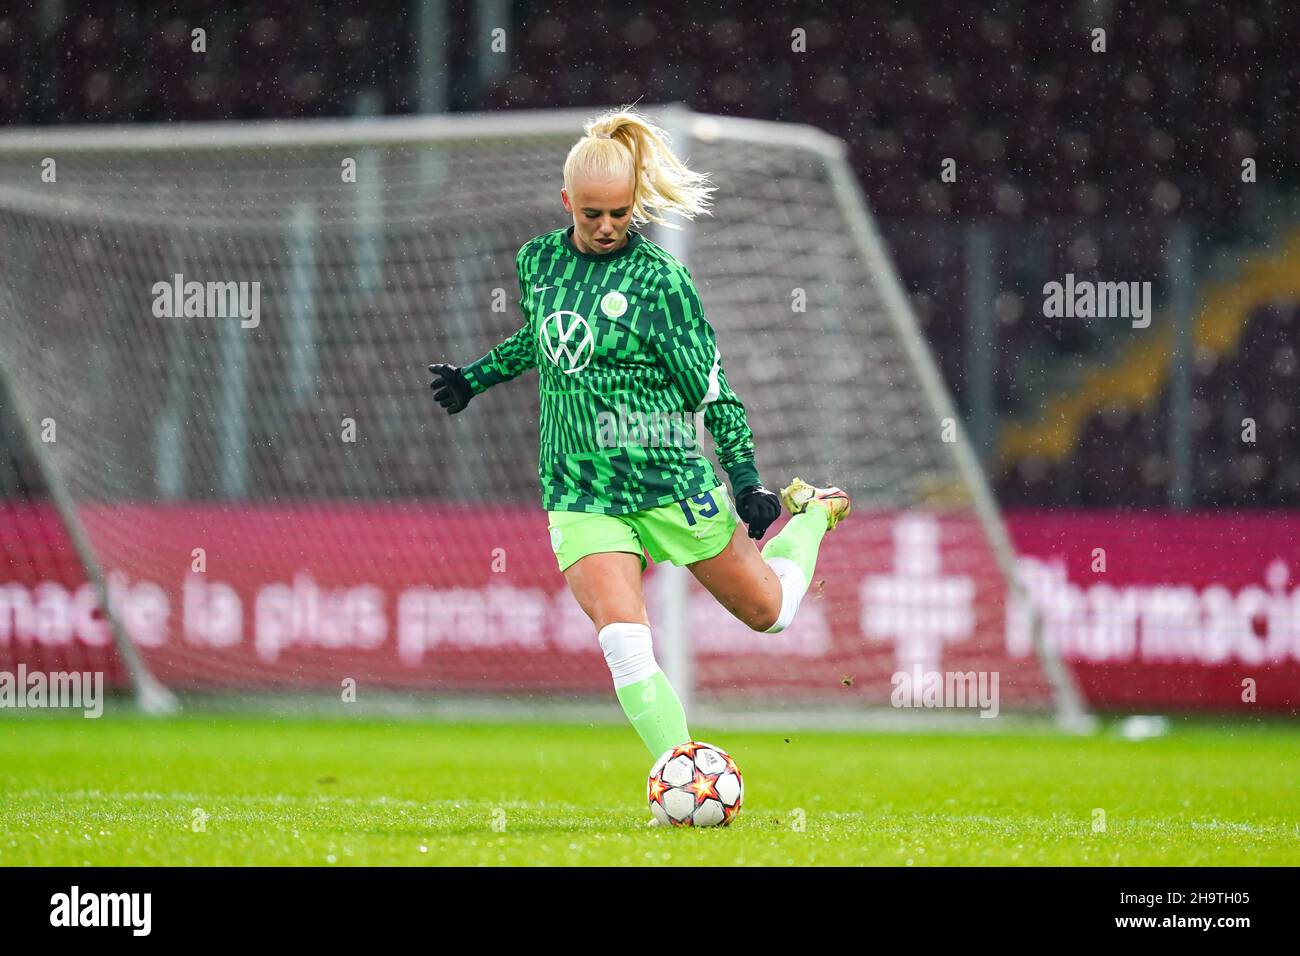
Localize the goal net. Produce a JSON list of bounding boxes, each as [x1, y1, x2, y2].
[[0, 107, 1088, 728]]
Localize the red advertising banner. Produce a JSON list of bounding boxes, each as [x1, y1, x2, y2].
[[1006, 511, 1300, 711], [2, 503, 1298, 712]]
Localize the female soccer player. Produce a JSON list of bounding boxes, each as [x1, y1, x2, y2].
[[429, 107, 849, 764]]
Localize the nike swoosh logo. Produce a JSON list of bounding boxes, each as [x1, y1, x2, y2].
[[533, 284, 553, 292]]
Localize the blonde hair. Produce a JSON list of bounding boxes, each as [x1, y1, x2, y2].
[[563, 106, 715, 227]]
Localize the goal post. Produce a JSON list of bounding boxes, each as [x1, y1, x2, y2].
[[0, 106, 1091, 729], [0, 359, 177, 714]]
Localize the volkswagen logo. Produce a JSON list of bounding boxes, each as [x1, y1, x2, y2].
[[539, 310, 594, 374]]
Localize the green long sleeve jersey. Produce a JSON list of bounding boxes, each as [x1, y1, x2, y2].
[[461, 225, 760, 515]]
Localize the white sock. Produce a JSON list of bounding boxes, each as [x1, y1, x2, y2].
[[763, 557, 809, 634]]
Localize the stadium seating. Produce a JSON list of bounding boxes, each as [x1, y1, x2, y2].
[[996, 300, 1300, 506]]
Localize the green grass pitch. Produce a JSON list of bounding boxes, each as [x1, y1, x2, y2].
[[1, 712, 1297, 866]]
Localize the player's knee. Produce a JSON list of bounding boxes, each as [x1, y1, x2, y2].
[[597, 622, 658, 687], [755, 559, 805, 633], [756, 583, 803, 633], [744, 594, 784, 633]]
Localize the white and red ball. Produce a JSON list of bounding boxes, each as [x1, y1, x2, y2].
[[647, 741, 743, 827]]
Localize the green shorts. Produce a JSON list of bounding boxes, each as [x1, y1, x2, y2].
[[547, 484, 739, 573]]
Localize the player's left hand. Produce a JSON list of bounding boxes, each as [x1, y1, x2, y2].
[[735, 485, 781, 540]]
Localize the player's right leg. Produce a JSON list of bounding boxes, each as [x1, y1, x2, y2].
[[550, 512, 690, 761], [687, 479, 850, 634]]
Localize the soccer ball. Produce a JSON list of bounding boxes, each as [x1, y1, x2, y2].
[[647, 741, 743, 827]]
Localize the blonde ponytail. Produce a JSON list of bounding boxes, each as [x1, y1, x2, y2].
[[563, 106, 715, 227]]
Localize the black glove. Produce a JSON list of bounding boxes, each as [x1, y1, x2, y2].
[[428, 363, 473, 415], [735, 485, 781, 540]]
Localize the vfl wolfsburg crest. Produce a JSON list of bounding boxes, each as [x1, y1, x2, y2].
[[600, 290, 628, 318]]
